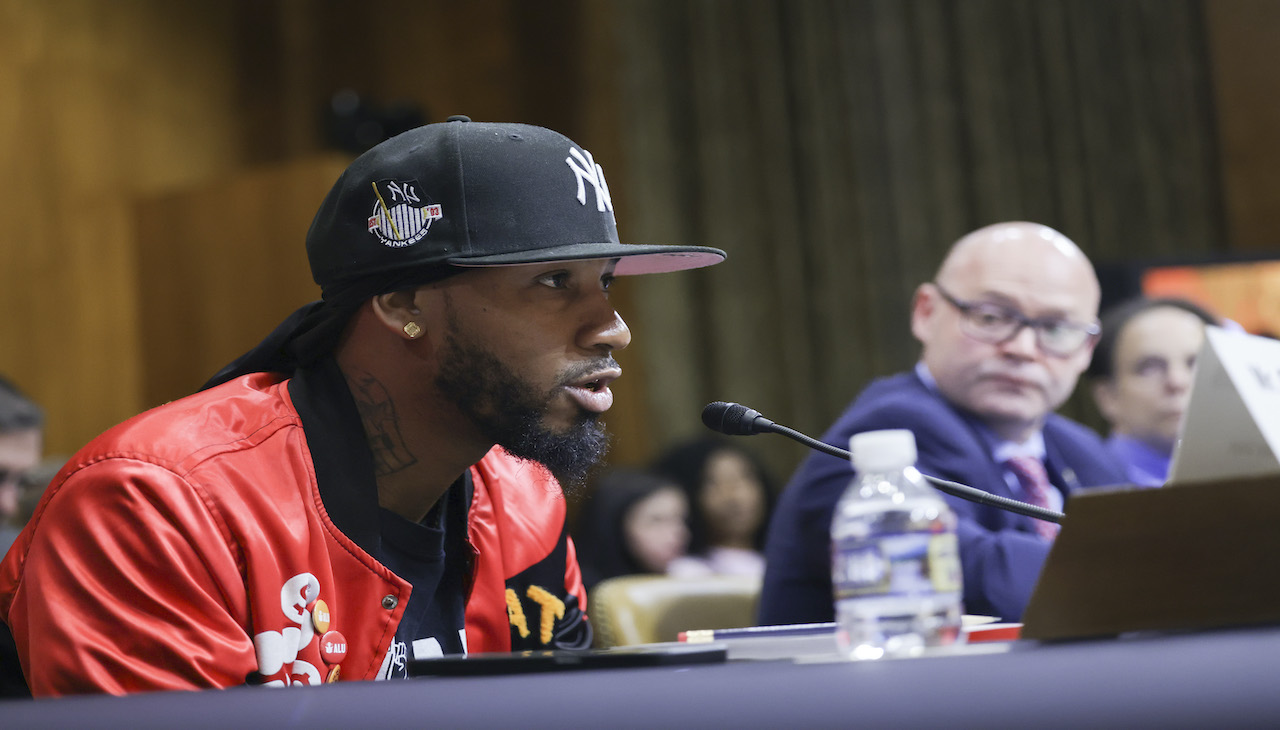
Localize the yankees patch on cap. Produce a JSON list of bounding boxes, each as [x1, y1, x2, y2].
[[306, 116, 726, 293]]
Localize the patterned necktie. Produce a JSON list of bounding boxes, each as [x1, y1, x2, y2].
[[1004, 456, 1060, 540]]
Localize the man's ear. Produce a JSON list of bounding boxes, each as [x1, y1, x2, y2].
[[371, 289, 427, 339], [910, 283, 935, 343]]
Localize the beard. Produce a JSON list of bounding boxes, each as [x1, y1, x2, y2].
[[433, 311, 611, 494]]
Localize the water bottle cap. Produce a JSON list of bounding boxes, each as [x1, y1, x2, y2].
[[848, 429, 918, 472]]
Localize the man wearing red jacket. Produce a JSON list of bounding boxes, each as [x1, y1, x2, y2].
[[0, 117, 725, 696]]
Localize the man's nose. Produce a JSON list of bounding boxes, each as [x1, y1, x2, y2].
[[999, 324, 1040, 358], [583, 309, 632, 353]]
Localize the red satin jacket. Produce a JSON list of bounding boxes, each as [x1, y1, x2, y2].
[[0, 372, 587, 696]]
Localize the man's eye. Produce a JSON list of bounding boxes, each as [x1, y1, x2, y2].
[[972, 307, 1013, 328], [1039, 320, 1069, 339], [538, 272, 570, 288], [601, 274, 615, 293]]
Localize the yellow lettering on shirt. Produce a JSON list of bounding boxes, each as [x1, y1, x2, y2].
[[526, 586, 566, 645], [506, 588, 530, 638]]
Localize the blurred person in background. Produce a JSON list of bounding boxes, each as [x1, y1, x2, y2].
[[652, 437, 774, 579], [573, 469, 690, 592], [761, 222, 1127, 625], [0, 378, 43, 558], [1088, 296, 1220, 487]]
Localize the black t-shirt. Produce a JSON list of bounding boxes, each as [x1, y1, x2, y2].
[[376, 480, 469, 679]]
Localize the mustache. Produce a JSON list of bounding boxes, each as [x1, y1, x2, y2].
[[553, 357, 621, 389]]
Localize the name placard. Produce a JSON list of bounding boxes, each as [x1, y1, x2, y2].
[[1169, 326, 1280, 483]]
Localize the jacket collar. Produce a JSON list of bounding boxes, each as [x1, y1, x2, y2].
[[288, 356, 383, 556]]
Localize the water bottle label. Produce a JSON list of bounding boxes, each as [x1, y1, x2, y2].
[[832, 533, 961, 599]]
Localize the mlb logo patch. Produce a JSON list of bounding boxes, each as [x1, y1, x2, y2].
[[367, 179, 443, 248]]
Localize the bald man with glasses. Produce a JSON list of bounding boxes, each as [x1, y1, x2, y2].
[[760, 222, 1127, 624]]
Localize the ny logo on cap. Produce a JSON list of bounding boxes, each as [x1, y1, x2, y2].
[[565, 147, 613, 213]]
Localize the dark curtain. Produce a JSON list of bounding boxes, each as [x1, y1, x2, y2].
[[607, 0, 1225, 479]]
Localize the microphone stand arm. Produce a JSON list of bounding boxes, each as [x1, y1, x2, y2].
[[765, 423, 1064, 524]]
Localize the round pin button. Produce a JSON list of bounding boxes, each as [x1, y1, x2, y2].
[[312, 599, 331, 633], [320, 630, 348, 664], [326, 664, 341, 683]]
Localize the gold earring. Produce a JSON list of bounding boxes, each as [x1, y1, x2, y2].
[[403, 321, 423, 339]]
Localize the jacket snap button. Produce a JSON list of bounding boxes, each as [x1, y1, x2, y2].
[[381, 594, 398, 610]]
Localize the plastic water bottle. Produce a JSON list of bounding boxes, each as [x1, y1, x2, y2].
[[831, 429, 963, 660]]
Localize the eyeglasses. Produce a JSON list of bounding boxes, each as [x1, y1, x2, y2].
[[932, 282, 1100, 357]]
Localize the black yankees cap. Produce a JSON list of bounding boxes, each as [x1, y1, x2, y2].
[[306, 115, 726, 293], [205, 117, 724, 390]]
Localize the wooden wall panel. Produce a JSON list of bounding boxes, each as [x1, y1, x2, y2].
[[1206, 0, 1280, 253], [133, 157, 346, 407], [0, 0, 247, 454]]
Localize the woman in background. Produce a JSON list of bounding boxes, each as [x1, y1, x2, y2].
[[1087, 296, 1220, 487], [572, 469, 690, 592], [652, 437, 775, 579]]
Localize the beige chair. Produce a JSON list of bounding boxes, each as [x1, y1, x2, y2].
[[588, 574, 762, 648]]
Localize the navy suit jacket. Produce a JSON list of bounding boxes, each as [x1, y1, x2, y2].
[[759, 371, 1127, 623]]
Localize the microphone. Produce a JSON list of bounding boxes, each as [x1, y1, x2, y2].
[[701, 401, 776, 435], [701, 401, 1063, 524]]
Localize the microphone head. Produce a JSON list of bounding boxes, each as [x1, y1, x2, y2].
[[702, 401, 766, 435]]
